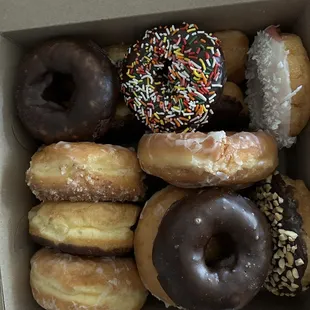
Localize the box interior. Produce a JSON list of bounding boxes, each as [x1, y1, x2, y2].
[[1, 0, 310, 309]]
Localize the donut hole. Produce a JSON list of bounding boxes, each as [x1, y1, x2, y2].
[[41, 72, 75, 108], [204, 233, 237, 270]]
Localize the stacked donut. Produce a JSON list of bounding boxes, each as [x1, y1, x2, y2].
[[16, 21, 310, 310], [26, 142, 148, 310]]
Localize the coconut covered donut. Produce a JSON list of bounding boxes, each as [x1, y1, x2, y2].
[[246, 25, 310, 148], [137, 131, 278, 188]]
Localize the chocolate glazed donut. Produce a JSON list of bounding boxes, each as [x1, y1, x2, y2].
[[153, 188, 272, 310], [15, 39, 119, 144]]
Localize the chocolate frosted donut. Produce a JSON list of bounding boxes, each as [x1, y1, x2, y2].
[[121, 22, 225, 133], [16, 39, 119, 144], [153, 188, 272, 310], [248, 172, 310, 296], [201, 82, 249, 131]]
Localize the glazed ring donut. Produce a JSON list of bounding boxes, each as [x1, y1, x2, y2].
[[16, 39, 119, 144], [137, 131, 278, 188], [248, 172, 310, 296], [26, 142, 145, 202], [135, 187, 271, 310], [30, 248, 148, 310], [134, 186, 195, 306], [121, 22, 225, 133], [246, 25, 310, 148], [105, 43, 130, 69], [214, 30, 249, 84], [29, 201, 140, 256]]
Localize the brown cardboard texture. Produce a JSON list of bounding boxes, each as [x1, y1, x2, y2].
[[0, 0, 310, 309]]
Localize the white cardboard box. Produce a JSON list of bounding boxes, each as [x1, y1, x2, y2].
[[0, 0, 310, 309]]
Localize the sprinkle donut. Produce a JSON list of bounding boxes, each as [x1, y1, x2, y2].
[[121, 22, 226, 133]]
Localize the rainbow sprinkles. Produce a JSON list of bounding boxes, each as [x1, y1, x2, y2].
[[120, 22, 226, 133]]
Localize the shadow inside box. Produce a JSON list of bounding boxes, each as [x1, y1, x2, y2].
[[143, 290, 310, 310], [143, 296, 174, 310], [0, 63, 40, 308]]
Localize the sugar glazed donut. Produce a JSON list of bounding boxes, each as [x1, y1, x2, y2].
[[248, 172, 310, 296], [246, 26, 310, 148], [26, 142, 145, 202], [121, 22, 226, 133], [29, 201, 140, 256], [30, 248, 148, 310], [16, 39, 119, 144], [137, 131, 278, 188], [134, 186, 195, 306], [135, 187, 272, 310], [214, 30, 249, 84]]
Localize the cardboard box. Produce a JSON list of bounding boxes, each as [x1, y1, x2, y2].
[[0, 0, 310, 309]]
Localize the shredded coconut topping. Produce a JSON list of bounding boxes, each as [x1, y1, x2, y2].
[[245, 29, 300, 148]]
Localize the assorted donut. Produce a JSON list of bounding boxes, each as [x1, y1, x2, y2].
[[16, 20, 310, 310], [15, 39, 119, 144], [246, 25, 310, 148], [120, 22, 226, 133], [245, 172, 310, 296]]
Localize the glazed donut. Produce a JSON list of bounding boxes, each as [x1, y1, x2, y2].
[[137, 131, 278, 188], [248, 172, 310, 296], [121, 22, 226, 133], [214, 30, 249, 84], [201, 81, 249, 131], [134, 186, 195, 306], [30, 248, 148, 310], [26, 142, 145, 202], [29, 201, 140, 256], [246, 25, 310, 148], [105, 43, 130, 69], [135, 187, 271, 310], [15, 39, 119, 144]]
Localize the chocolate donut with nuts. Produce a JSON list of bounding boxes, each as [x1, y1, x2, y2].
[[248, 172, 310, 296], [135, 187, 272, 310]]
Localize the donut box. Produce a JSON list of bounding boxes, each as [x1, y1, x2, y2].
[[1, 0, 310, 310]]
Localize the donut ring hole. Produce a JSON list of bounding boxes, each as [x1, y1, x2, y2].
[[41, 71, 76, 109], [204, 233, 237, 270]]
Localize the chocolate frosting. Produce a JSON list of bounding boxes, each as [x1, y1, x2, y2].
[[16, 39, 119, 144], [121, 23, 226, 133], [245, 172, 308, 296], [201, 94, 249, 131], [153, 188, 271, 310]]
